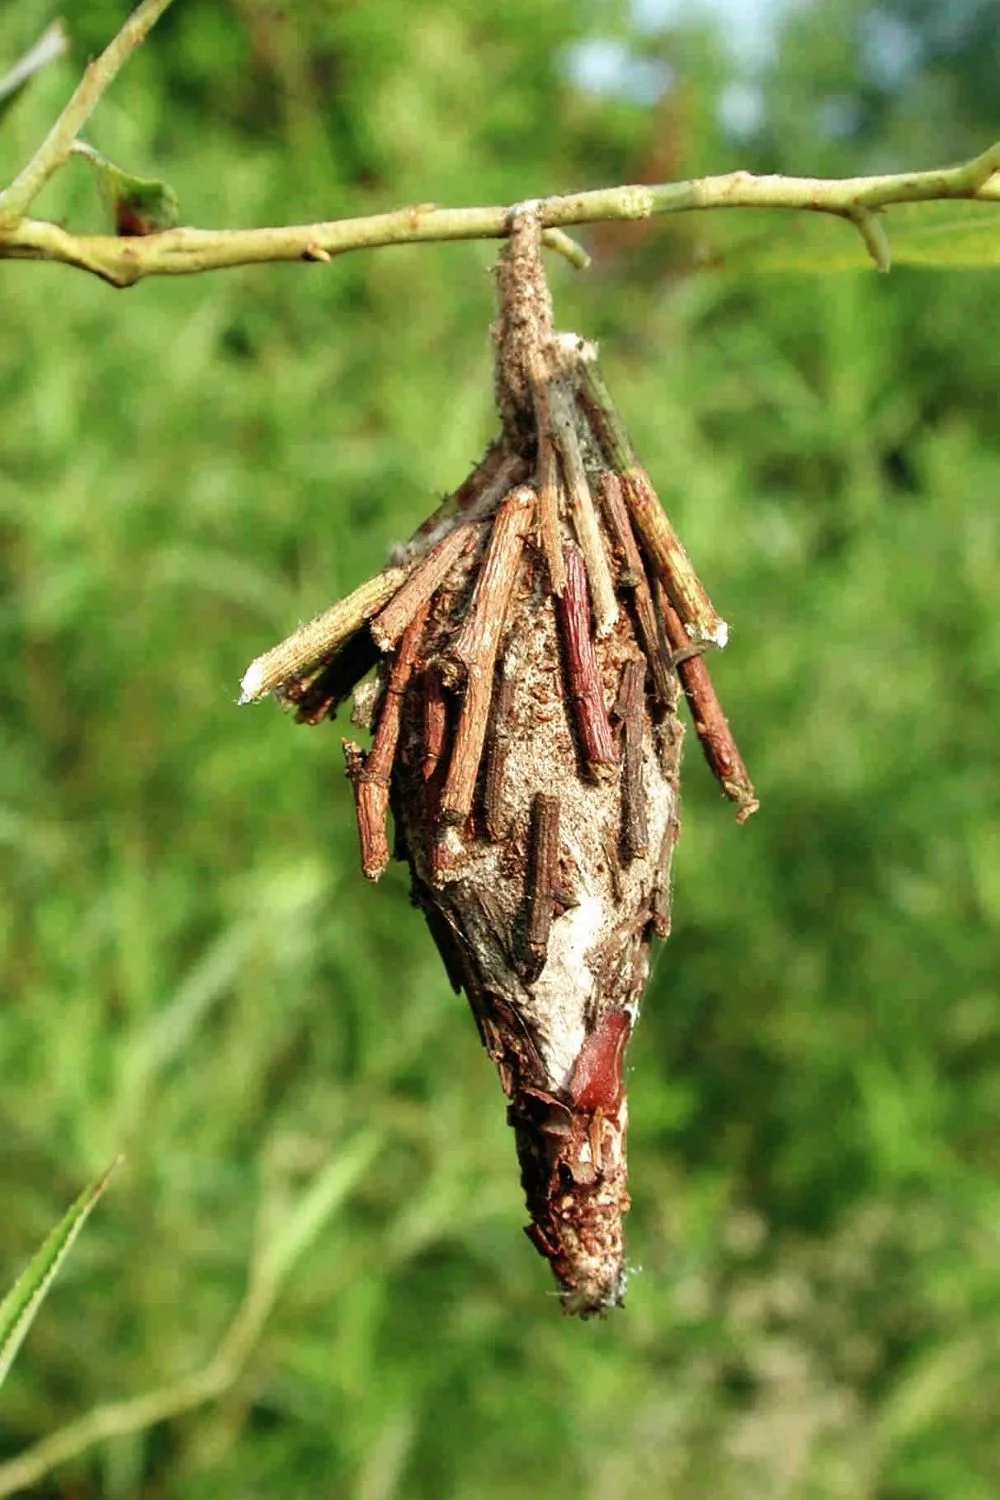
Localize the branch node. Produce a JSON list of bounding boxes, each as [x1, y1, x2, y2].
[[848, 206, 892, 274]]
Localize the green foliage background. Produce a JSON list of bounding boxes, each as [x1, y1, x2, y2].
[[1, 1, 999, 1495]]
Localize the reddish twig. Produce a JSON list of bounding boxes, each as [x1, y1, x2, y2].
[[656, 583, 758, 821], [372, 523, 478, 652], [556, 543, 617, 779], [440, 487, 534, 822], [420, 665, 448, 782], [343, 743, 391, 882], [344, 605, 430, 879], [446, 486, 534, 683], [624, 468, 728, 649]]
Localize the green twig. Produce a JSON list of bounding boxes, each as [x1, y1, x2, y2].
[[0, 0, 177, 227], [0, 0, 998, 285], [1, 148, 1000, 287], [848, 207, 893, 273]]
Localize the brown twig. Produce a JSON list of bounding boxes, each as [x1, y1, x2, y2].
[[656, 584, 758, 821], [577, 356, 728, 650], [613, 658, 649, 861], [399, 448, 528, 564], [536, 425, 567, 597], [373, 524, 478, 651], [343, 606, 429, 879], [519, 793, 560, 983], [556, 543, 617, 779], [446, 486, 534, 685], [440, 488, 534, 822], [420, 666, 448, 782], [343, 743, 391, 882], [546, 379, 618, 637], [624, 468, 728, 648], [597, 472, 675, 707], [526, 354, 567, 595], [367, 605, 429, 783]]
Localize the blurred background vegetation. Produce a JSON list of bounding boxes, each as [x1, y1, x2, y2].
[[1, 0, 998, 1495]]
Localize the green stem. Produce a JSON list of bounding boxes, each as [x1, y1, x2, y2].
[[2, 143, 999, 286], [0, 0, 177, 227]]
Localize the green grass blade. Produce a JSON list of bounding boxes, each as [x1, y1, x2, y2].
[[0, 22, 68, 123], [259, 1131, 383, 1289], [0, 1157, 122, 1389]]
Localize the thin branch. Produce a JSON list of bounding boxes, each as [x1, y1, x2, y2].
[[0, 0, 178, 228], [849, 207, 892, 273], [2, 143, 1000, 286]]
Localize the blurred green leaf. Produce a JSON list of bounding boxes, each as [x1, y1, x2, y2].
[[74, 141, 179, 236], [0, 1158, 121, 1389], [0, 20, 67, 124], [708, 200, 1000, 275]]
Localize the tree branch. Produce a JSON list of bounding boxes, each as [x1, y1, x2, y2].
[[1, 151, 999, 287], [0, 0, 177, 228], [0, 0, 999, 284]]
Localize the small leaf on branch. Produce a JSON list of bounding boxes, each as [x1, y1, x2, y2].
[[0, 1157, 122, 1388], [73, 140, 179, 237], [0, 21, 68, 124]]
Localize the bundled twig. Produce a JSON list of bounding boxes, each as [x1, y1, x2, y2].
[[240, 209, 756, 1314]]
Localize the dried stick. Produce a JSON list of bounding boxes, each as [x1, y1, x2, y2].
[[343, 743, 391, 882], [613, 658, 649, 860], [372, 523, 478, 651], [520, 794, 560, 983], [440, 488, 534, 822], [625, 468, 728, 648], [367, 605, 429, 784], [439, 667, 494, 828], [546, 379, 618, 637], [576, 355, 728, 650], [526, 353, 567, 595], [556, 543, 617, 779], [454, 439, 517, 511], [446, 486, 534, 683], [656, 583, 759, 822], [535, 428, 567, 596], [420, 667, 448, 782], [344, 606, 429, 878], [483, 672, 516, 841], [240, 566, 407, 704], [597, 472, 675, 707]]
